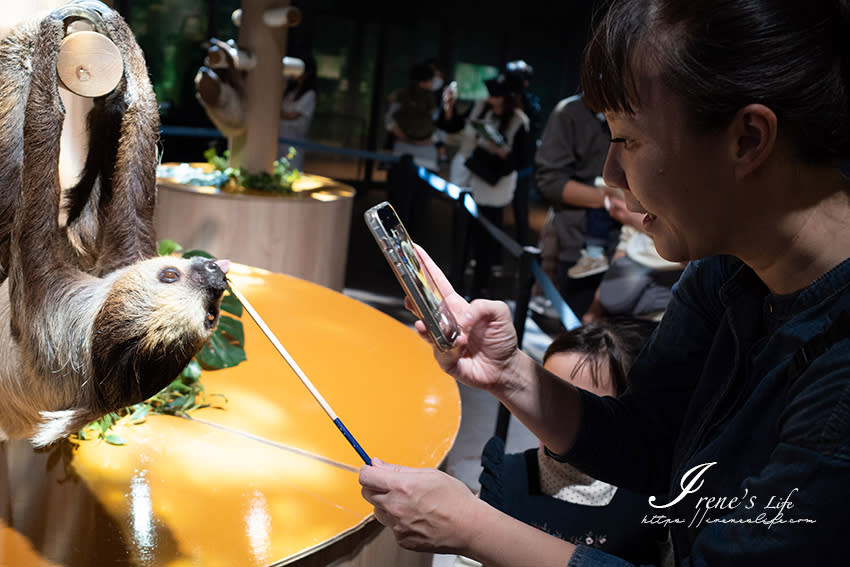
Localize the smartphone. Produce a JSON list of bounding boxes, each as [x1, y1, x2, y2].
[[364, 201, 459, 351]]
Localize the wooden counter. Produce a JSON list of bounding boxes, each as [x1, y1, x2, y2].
[[0, 264, 461, 566]]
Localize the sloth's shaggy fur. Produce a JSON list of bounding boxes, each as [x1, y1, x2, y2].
[[0, 4, 228, 446]]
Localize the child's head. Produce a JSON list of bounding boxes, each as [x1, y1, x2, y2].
[[542, 318, 655, 397]]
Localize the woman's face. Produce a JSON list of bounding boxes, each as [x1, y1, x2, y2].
[[487, 95, 504, 113], [602, 77, 739, 263]]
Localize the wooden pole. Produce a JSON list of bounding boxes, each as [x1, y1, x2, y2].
[[228, 0, 290, 174]]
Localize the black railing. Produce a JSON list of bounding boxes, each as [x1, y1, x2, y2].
[[400, 157, 582, 441]]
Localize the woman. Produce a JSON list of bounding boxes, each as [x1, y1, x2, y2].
[[278, 58, 317, 172], [439, 72, 529, 298], [359, 1, 850, 565]]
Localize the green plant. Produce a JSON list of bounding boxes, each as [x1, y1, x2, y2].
[[203, 147, 301, 194], [74, 241, 246, 445]]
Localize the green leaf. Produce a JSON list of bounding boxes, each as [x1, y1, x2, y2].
[[164, 395, 193, 412], [221, 289, 243, 317], [157, 239, 184, 257], [104, 434, 126, 446], [182, 249, 215, 260], [128, 404, 150, 423], [216, 314, 245, 347], [180, 359, 202, 380], [195, 328, 247, 369], [98, 413, 116, 435], [204, 147, 229, 172]]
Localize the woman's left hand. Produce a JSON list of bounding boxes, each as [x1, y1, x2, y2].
[[359, 458, 481, 554]]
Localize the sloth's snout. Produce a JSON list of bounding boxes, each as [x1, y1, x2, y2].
[[190, 258, 230, 330], [191, 257, 229, 295]]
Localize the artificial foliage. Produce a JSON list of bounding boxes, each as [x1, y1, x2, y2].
[[204, 147, 301, 194]]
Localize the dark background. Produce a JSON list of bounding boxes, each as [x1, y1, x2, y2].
[[116, 0, 608, 178], [115, 0, 610, 313]]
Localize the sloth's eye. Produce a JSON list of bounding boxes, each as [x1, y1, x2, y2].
[[159, 267, 181, 283]]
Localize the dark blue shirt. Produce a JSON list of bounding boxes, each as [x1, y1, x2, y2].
[[558, 255, 850, 566]]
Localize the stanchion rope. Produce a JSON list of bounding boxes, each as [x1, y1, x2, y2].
[[414, 165, 581, 331]]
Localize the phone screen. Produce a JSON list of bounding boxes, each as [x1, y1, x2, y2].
[[366, 202, 459, 350]]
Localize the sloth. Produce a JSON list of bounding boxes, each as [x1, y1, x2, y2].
[[0, 2, 230, 446], [0, 257, 229, 446]]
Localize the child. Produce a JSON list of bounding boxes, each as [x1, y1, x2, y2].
[[474, 319, 666, 565]]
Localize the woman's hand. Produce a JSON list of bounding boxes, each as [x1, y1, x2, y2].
[[412, 245, 520, 394], [359, 458, 580, 566], [359, 458, 480, 554]]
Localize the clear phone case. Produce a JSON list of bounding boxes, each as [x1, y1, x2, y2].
[[364, 201, 459, 351]]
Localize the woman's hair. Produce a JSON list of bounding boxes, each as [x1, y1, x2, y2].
[[581, 0, 850, 162], [476, 94, 523, 135], [543, 318, 656, 396]]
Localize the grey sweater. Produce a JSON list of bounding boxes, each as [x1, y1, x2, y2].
[[534, 95, 612, 263]]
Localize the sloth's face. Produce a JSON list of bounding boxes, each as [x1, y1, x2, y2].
[[130, 255, 230, 349], [154, 256, 230, 330], [91, 256, 232, 408]]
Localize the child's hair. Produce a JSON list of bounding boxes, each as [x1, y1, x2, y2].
[[542, 318, 656, 396]]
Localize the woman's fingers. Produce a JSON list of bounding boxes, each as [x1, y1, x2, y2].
[[413, 244, 463, 303], [359, 458, 416, 494]]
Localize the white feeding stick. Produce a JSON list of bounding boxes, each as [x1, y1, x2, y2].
[[226, 281, 371, 465]]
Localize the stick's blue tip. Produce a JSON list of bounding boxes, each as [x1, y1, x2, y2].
[[333, 417, 371, 465]]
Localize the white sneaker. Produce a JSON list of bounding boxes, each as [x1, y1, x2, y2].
[[529, 295, 559, 319], [567, 250, 609, 279]]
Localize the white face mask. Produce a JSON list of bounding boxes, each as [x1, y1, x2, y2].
[[431, 76, 444, 92]]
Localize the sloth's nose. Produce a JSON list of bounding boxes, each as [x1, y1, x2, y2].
[[215, 259, 231, 274], [192, 257, 228, 293]]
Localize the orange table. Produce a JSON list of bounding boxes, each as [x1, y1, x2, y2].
[[0, 264, 461, 566]]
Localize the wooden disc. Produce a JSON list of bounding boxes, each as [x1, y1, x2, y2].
[[57, 31, 123, 98]]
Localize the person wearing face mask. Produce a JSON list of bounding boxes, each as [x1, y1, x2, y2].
[[385, 62, 440, 172], [384, 61, 443, 239], [436, 71, 530, 299]]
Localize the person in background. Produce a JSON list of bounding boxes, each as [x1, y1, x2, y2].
[[437, 71, 529, 299], [278, 56, 317, 172], [385, 62, 439, 172], [359, 0, 850, 564], [581, 193, 685, 323], [535, 93, 620, 314], [425, 57, 452, 167], [384, 61, 441, 238], [505, 60, 542, 247]]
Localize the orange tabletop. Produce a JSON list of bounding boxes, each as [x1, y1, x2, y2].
[[0, 264, 461, 567]]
